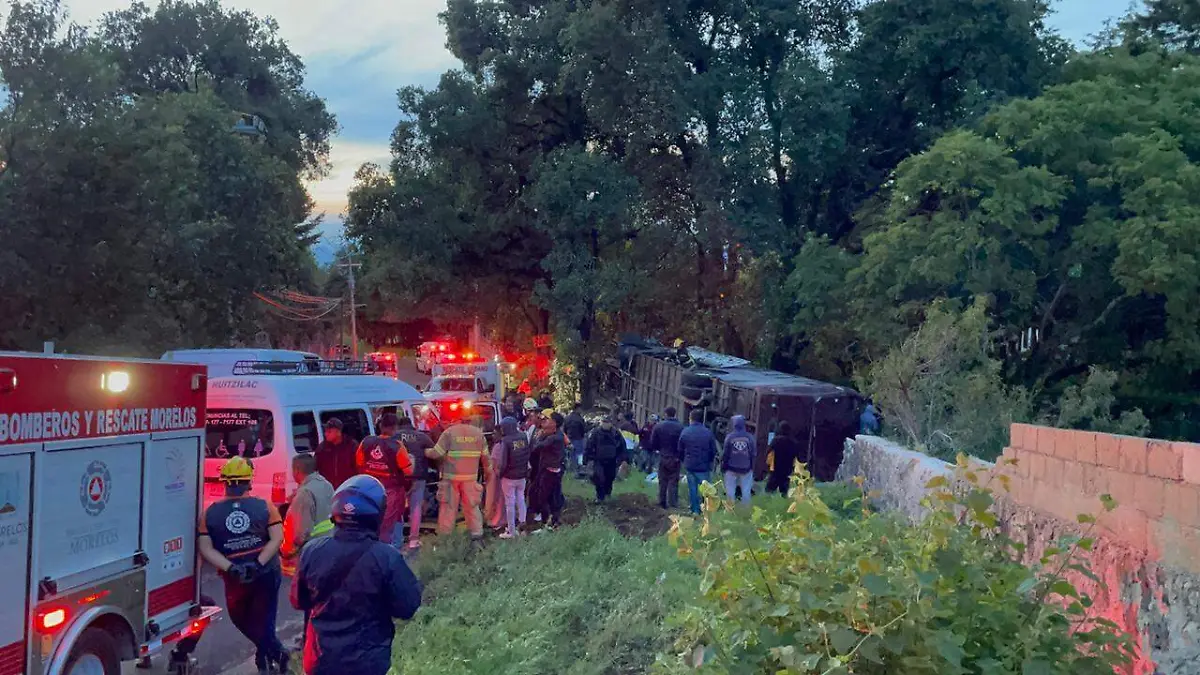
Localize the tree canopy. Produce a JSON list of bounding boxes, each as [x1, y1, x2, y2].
[[0, 0, 335, 353]]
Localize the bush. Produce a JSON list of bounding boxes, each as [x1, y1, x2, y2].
[[393, 518, 698, 675], [857, 298, 1029, 461], [1054, 367, 1150, 436], [659, 464, 1133, 674]]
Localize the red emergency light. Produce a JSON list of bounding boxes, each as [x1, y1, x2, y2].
[[35, 607, 68, 634]]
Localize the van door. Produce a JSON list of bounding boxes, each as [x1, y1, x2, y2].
[[0, 450, 33, 675]]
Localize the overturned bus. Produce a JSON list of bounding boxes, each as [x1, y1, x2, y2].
[[614, 337, 861, 481]]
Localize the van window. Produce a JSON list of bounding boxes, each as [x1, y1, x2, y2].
[[320, 409, 370, 445], [427, 377, 475, 393], [292, 412, 319, 453], [206, 410, 274, 459]]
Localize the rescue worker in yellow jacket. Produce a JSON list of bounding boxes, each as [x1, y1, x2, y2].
[[426, 413, 489, 538], [198, 457, 288, 674]]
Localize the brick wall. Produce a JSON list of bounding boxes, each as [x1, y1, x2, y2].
[[840, 430, 1200, 674], [1003, 424, 1200, 575]]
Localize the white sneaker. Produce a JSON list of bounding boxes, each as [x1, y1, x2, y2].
[[533, 514, 543, 522], [499, 531, 515, 539]]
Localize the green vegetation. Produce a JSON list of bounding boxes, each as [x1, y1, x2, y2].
[[343, 0, 1200, 439], [0, 0, 337, 353], [392, 516, 698, 675], [661, 466, 1134, 674]]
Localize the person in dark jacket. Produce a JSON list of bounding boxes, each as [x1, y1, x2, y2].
[[766, 421, 801, 495], [291, 475, 422, 675], [563, 404, 588, 472], [494, 416, 532, 538], [638, 414, 659, 472], [529, 411, 567, 528], [618, 411, 638, 435], [314, 418, 357, 494], [585, 418, 626, 502], [650, 407, 685, 509], [396, 416, 434, 550], [678, 409, 718, 514], [720, 415, 757, 506]]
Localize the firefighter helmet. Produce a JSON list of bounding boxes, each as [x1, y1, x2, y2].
[[219, 456, 254, 483]]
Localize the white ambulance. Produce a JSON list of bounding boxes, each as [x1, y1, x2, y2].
[[202, 360, 436, 508], [0, 352, 218, 675]]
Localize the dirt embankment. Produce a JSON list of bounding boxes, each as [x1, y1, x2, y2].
[[560, 492, 673, 539]]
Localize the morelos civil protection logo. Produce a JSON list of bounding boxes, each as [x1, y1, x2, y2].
[[370, 446, 384, 460], [225, 509, 252, 534], [80, 460, 112, 516]]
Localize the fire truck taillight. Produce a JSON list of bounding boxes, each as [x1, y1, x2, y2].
[[35, 607, 68, 633], [0, 368, 15, 394], [100, 371, 131, 394]]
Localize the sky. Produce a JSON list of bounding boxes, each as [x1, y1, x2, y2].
[[64, 0, 1138, 261]]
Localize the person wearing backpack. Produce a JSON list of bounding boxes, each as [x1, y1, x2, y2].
[[291, 475, 422, 675], [721, 415, 757, 506]]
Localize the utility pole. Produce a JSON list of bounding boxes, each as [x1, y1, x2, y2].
[[338, 256, 362, 359]]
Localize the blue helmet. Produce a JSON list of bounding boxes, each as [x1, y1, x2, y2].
[[331, 475, 386, 529]]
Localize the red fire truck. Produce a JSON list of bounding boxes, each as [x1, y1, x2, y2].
[[0, 352, 219, 675]]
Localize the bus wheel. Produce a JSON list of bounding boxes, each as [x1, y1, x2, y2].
[[65, 628, 120, 675]]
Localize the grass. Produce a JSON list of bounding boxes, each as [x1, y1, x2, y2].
[[386, 470, 865, 675], [391, 514, 699, 675]]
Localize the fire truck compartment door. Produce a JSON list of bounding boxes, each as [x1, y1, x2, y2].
[[37, 442, 144, 588], [0, 452, 32, 675], [142, 436, 201, 624]]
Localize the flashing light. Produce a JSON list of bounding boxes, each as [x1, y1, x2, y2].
[[449, 402, 460, 412], [445, 354, 458, 361], [79, 590, 110, 605], [36, 607, 68, 633], [0, 369, 15, 394], [181, 616, 211, 639], [101, 371, 130, 394], [437, 344, 447, 352], [463, 352, 476, 360], [462, 400, 474, 409]]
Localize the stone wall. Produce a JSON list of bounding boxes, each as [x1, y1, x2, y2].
[[837, 429, 1200, 674]]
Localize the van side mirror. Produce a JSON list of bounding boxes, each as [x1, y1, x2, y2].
[[484, 383, 496, 393]]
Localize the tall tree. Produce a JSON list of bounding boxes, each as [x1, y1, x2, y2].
[[848, 47, 1200, 430], [0, 0, 333, 353]]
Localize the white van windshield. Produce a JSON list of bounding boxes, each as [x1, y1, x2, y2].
[[206, 409, 274, 459], [427, 377, 475, 393]]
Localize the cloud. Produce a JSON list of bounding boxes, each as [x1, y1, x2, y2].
[[62, 0, 453, 216], [308, 140, 392, 216], [64, 0, 458, 76]]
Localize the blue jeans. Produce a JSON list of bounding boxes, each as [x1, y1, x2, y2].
[[724, 470, 754, 505], [571, 439, 586, 471], [687, 470, 711, 514], [406, 479, 426, 544], [501, 477, 527, 534]]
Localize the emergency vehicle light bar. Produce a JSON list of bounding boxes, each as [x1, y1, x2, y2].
[[231, 360, 379, 376]]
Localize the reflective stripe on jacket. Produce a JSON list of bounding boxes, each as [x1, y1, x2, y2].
[[426, 423, 489, 481]]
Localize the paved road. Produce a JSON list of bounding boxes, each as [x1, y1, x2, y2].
[[129, 357, 432, 674], [123, 565, 302, 674]]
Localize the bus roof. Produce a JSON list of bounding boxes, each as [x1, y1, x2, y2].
[[206, 374, 424, 410]]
